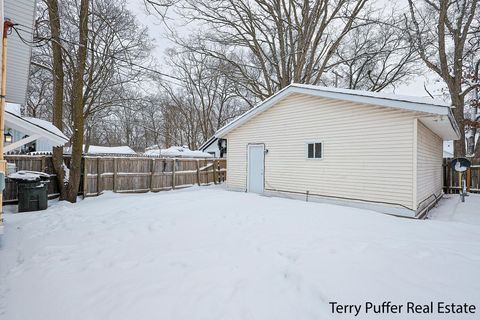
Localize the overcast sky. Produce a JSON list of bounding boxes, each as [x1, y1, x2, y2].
[[125, 0, 446, 100], [125, 0, 173, 59]]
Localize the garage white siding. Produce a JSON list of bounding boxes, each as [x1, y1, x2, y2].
[[226, 93, 419, 210], [416, 121, 443, 210]]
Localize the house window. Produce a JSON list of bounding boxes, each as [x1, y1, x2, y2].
[[21, 135, 37, 154], [307, 142, 322, 159]]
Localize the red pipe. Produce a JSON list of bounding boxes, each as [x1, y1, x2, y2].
[[3, 19, 14, 39]]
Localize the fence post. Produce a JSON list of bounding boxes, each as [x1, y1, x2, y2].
[[41, 156, 46, 172], [150, 158, 155, 191], [82, 157, 88, 199], [467, 168, 471, 192], [196, 159, 200, 186], [113, 157, 118, 192], [213, 160, 218, 184], [219, 160, 227, 182], [172, 158, 176, 190], [205, 160, 209, 184], [446, 165, 450, 194], [97, 157, 102, 196]]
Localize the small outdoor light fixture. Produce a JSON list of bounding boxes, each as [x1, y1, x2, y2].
[[218, 138, 227, 158], [218, 138, 227, 149], [4, 130, 12, 143]]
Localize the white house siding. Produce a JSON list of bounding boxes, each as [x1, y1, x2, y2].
[[203, 142, 221, 158], [4, 0, 36, 105], [416, 121, 443, 210], [7, 128, 55, 153], [226, 93, 420, 210], [35, 138, 55, 152]]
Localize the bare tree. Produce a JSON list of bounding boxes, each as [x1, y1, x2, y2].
[[464, 29, 480, 160], [26, 64, 52, 118], [164, 49, 247, 143], [81, 0, 153, 126], [155, 0, 372, 100], [154, 48, 248, 149], [330, 15, 420, 91], [406, 0, 479, 157], [27, 0, 155, 201], [46, 0, 67, 199]]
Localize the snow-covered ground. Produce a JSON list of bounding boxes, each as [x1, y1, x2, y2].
[[0, 187, 479, 320]]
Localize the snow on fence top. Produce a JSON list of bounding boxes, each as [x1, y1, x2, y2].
[[86, 145, 136, 155], [64, 145, 137, 155], [143, 146, 213, 158]]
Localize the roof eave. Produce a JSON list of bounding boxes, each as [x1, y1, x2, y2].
[[5, 112, 68, 146], [199, 136, 217, 150], [291, 85, 450, 115], [419, 113, 461, 140], [448, 108, 462, 140], [215, 85, 452, 138]]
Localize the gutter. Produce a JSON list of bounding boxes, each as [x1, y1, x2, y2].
[[199, 136, 216, 151], [215, 84, 455, 139], [447, 108, 462, 140]]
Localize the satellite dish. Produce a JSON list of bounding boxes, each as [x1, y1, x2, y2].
[[451, 158, 471, 172]]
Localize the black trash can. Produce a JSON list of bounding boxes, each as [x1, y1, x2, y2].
[[9, 171, 50, 212]]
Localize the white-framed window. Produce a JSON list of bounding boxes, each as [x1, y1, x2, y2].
[[306, 142, 323, 159]]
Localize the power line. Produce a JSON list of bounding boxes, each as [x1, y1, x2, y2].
[[12, 26, 51, 48], [12, 24, 182, 85]]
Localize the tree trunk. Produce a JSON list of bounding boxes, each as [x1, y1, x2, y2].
[[66, 0, 89, 202], [47, 0, 67, 199], [451, 93, 466, 158]]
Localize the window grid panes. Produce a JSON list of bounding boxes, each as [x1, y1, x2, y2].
[[307, 142, 322, 159]]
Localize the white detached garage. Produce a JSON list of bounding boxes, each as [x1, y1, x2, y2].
[[213, 84, 460, 218]]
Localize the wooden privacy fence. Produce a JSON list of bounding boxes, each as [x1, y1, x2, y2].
[[443, 163, 480, 194], [82, 157, 226, 197], [2, 155, 226, 203], [3, 155, 60, 203]]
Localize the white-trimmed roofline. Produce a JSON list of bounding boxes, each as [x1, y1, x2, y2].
[[199, 136, 217, 151], [214, 84, 460, 139], [5, 111, 68, 146]]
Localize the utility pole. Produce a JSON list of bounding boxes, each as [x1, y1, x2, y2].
[[0, 18, 15, 231]]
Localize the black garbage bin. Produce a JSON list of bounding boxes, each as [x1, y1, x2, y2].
[[9, 171, 50, 212]]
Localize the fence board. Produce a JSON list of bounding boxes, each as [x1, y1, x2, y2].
[[443, 163, 480, 194]]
